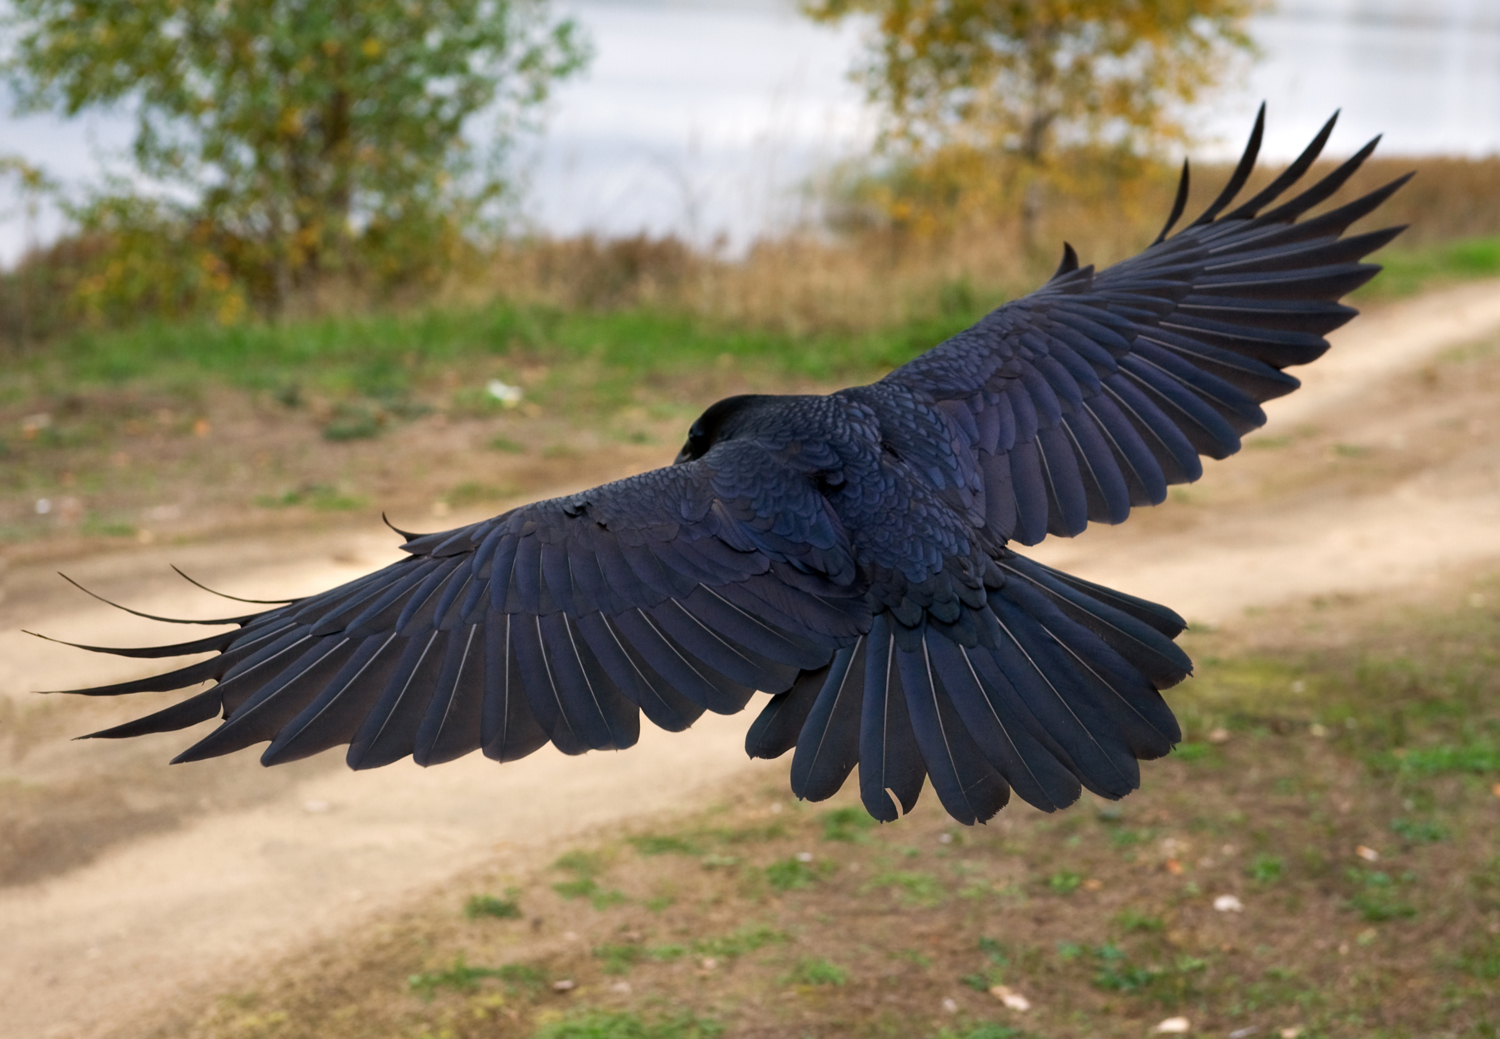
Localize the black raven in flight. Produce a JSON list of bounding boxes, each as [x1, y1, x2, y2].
[[51, 110, 1408, 824]]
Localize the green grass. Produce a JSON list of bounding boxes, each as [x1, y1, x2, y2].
[[1390, 817, 1448, 844], [627, 834, 702, 857], [820, 805, 875, 843], [1357, 235, 1500, 299], [253, 484, 366, 511], [464, 892, 523, 920], [1089, 943, 1159, 994], [407, 956, 514, 999], [689, 924, 788, 960], [1345, 868, 1418, 922], [936, 1026, 1027, 1039], [1046, 870, 1083, 894], [764, 855, 830, 892], [5, 299, 989, 418], [1171, 741, 1214, 763], [553, 851, 606, 876], [867, 868, 944, 906], [784, 957, 848, 986], [592, 943, 644, 975], [445, 480, 517, 507], [81, 513, 136, 538], [1112, 909, 1164, 933], [977, 936, 1009, 963], [551, 851, 627, 908], [1393, 742, 1500, 776], [531, 1010, 723, 1039], [641, 924, 787, 966], [959, 938, 1011, 991], [1246, 853, 1285, 884]]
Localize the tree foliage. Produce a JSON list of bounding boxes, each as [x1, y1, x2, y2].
[[4, 0, 588, 315], [808, 0, 1258, 236]]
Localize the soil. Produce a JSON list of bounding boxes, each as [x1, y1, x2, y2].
[[2, 277, 1499, 1039]]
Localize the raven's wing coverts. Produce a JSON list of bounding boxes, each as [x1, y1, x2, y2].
[[50, 111, 1406, 825]]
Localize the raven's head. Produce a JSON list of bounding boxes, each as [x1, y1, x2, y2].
[[674, 394, 775, 464]]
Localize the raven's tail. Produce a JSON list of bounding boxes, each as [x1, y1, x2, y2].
[[746, 551, 1190, 824]]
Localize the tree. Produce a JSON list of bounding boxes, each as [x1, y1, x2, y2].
[[4, 0, 588, 313], [807, 0, 1257, 240]]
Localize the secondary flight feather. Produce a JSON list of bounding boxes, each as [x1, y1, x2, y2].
[[46, 109, 1409, 824]]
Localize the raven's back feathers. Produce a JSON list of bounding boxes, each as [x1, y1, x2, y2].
[[50, 109, 1405, 824]]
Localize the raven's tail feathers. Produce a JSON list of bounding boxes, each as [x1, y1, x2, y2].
[[752, 552, 1189, 823]]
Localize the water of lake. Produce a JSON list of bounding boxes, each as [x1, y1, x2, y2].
[[0, 0, 1496, 263]]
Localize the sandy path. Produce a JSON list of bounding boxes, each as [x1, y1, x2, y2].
[[2, 278, 1499, 1039]]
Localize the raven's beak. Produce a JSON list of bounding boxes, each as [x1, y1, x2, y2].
[[673, 444, 692, 465]]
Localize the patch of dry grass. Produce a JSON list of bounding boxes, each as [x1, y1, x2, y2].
[[465, 154, 1500, 335]]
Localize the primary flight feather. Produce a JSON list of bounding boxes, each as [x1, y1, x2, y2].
[[50, 109, 1409, 824]]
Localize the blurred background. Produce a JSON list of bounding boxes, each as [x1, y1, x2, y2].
[[1, 2, 1499, 1038], [0, 0, 1498, 260]]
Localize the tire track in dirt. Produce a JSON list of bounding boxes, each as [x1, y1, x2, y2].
[[2, 279, 1499, 1039]]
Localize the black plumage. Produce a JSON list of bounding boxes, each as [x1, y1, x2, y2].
[[47, 109, 1409, 824]]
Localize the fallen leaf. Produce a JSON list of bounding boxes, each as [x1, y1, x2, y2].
[[1208, 727, 1231, 744], [1082, 878, 1103, 891], [989, 984, 1031, 1011], [941, 997, 958, 1013], [1213, 894, 1244, 912], [1356, 845, 1380, 862], [1155, 1016, 1191, 1033], [1165, 859, 1184, 875]]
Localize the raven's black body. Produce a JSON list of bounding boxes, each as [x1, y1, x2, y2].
[[52, 111, 1410, 824]]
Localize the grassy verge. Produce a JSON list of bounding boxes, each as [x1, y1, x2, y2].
[[4, 230, 1494, 413], [0, 298, 991, 416], [1354, 236, 1500, 300], [148, 577, 1500, 1039]]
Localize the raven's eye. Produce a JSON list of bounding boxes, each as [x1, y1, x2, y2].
[[675, 428, 709, 464]]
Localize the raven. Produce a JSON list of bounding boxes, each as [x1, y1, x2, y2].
[[49, 110, 1408, 825]]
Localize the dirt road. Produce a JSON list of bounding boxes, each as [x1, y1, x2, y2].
[[3, 278, 1500, 1039]]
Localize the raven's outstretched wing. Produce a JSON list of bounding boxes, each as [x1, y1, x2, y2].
[[885, 106, 1410, 545], [57, 445, 867, 768]]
